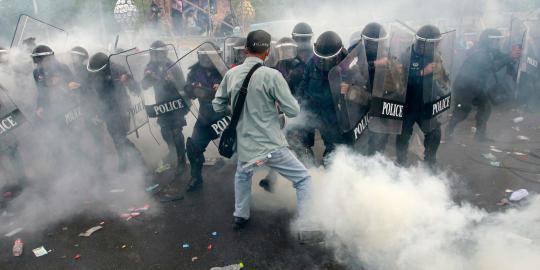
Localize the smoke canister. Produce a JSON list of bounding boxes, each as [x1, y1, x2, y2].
[[13, 238, 23, 256]]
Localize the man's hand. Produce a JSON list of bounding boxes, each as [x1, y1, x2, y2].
[[340, 83, 350, 94], [68, 81, 81, 90], [421, 63, 436, 76], [511, 46, 522, 60], [36, 107, 44, 119], [119, 74, 129, 83], [374, 57, 389, 67], [213, 84, 219, 91]]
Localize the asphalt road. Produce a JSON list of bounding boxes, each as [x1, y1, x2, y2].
[[1, 104, 539, 270]]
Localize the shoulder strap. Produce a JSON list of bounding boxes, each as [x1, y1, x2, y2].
[[229, 63, 262, 129]]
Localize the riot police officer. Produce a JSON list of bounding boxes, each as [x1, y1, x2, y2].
[[395, 25, 450, 167], [184, 44, 225, 191], [298, 31, 348, 162], [87, 52, 146, 173], [142, 40, 190, 176], [446, 28, 521, 142]]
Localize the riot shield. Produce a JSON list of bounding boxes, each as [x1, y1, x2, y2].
[[223, 36, 246, 67], [108, 49, 149, 135], [328, 43, 371, 143], [0, 86, 31, 153], [267, 37, 298, 68], [521, 20, 540, 80], [126, 44, 188, 127], [420, 30, 455, 132], [510, 17, 528, 81], [167, 42, 229, 159], [10, 14, 68, 50], [369, 24, 413, 135]]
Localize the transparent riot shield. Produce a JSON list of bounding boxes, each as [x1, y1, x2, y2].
[[510, 17, 528, 81], [521, 20, 540, 81], [167, 42, 229, 161], [420, 30, 455, 132], [126, 43, 188, 132], [223, 36, 246, 67], [267, 37, 298, 68], [328, 43, 370, 143], [108, 49, 149, 136], [10, 14, 68, 50], [0, 86, 31, 153], [369, 24, 413, 135]]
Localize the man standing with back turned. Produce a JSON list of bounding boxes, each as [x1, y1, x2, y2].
[[213, 30, 318, 243]]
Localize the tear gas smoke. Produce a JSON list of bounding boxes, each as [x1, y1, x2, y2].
[[296, 148, 540, 270]]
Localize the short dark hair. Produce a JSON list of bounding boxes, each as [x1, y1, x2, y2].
[[246, 30, 271, 53]]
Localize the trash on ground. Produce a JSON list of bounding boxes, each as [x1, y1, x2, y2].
[[490, 147, 503, 153], [110, 189, 125, 193], [509, 189, 529, 202], [79, 226, 103, 237], [32, 246, 49, 257], [513, 152, 527, 156], [99, 221, 105, 225], [517, 135, 530, 141], [155, 160, 171, 173], [490, 161, 501, 167], [121, 244, 127, 249], [482, 153, 497, 161], [208, 244, 213, 250], [512, 126, 521, 132], [5, 227, 23, 237], [73, 254, 81, 260], [505, 189, 513, 193], [146, 184, 160, 192], [182, 243, 190, 249], [513, 116, 524, 123], [128, 204, 150, 212], [497, 198, 510, 206], [62, 227, 68, 231], [120, 212, 141, 221], [12, 239, 23, 256], [191, 256, 198, 262], [210, 263, 245, 270], [211, 231, 218, 237]]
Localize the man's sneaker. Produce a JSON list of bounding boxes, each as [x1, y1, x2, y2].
[[232, 217, 249, 230]]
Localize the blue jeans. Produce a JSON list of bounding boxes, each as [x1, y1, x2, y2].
[[233, 147, 312, 221]]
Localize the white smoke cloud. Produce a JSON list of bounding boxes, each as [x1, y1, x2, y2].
[[298, 148, 540, 270]]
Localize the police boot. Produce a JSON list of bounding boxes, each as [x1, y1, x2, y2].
[[176, 154, 187, 176], [186, 138, 204, 192]]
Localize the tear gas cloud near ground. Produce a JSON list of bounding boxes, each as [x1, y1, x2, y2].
[[1, 0, 539, 269]]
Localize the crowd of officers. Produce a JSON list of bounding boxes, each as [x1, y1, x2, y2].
[[0, 20, 523, 199]]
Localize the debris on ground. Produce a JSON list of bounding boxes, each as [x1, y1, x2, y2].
[[513, 116, 524, 123], [512, 126, 521, 132], [128, 204, 150, 212], [121, 244, 127, 249], [5, 227, 23, 237], [110, 189, 125, 193], [509, 189, 529, 202], [517, 135, 530, 141], [146, 184, 160, 192], [207, 244, 213, 250], [210, 263, 245, 270], [155, 160, 171, 173], [182, 243, 190, 249], [211, 231, 218, 237], [513, 152, 527, 156], [490, 147, 503, 153], [482, 153, 497, 161], [497, 198, 510, 206], [490, 161, 501, 167], [73, 254, 81, 260], [79, 226, 103, 237], [191, 256, 198, 262], [120, 212, 141, 221], [505, 189, 513, 193], [32, 246, 49, 257], [12, 238, 23, 256]]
